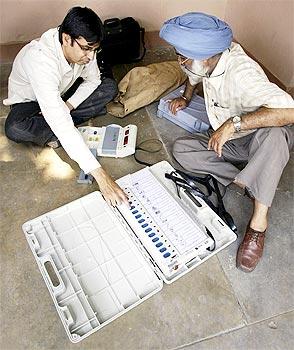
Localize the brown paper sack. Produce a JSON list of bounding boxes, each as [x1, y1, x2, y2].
[[107, 61, 186, 118]]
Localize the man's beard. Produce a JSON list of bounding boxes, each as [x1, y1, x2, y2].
[[180, 60, 210, 78], [191, 60, 210, 76]]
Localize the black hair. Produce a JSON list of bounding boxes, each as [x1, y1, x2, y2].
[[58, 7, 104, 45]]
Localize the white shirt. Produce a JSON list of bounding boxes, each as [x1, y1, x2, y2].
[[185, 42, 294, 139], [3, 28, 102, 174]]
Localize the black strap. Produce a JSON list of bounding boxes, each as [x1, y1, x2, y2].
[[174, 169, 215, 197], [133, 139, 237, 233], [206, 228, 216, 252], [165, 172, 217, 212], [164, 170, 237, 233], [131, 27, 146, 62]]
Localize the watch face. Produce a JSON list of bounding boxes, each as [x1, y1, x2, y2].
[[232, 116, 241, 132]]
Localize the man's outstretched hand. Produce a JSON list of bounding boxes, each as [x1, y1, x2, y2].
[[208, 119, 235, 157], [91, 167, 129, 207]]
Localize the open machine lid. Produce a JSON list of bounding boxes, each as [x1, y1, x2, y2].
[[23, 191, 163, 343]]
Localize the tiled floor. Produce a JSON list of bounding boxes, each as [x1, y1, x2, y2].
[[0, 48, 293, 350]]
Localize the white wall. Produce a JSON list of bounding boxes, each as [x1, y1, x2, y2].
[[0, 0, 226, 43], [225, 0, 294, 87], [1, 0, 293, 88]]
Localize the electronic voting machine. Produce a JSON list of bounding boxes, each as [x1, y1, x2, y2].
[[22, 161, 237, 343], [78, 124, 137, 158]]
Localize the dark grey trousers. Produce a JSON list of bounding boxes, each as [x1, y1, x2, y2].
[[173, 126, 293, 207], [5, 77, 118, 146]]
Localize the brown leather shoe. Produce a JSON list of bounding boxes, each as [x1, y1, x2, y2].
[[236, 225, 266, 272]]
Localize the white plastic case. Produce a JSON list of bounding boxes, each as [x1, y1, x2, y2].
[[157, 85, 210, 133], [22, 161, 236, 342]]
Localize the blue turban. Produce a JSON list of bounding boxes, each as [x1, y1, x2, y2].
[[160, 12, 233, 60]]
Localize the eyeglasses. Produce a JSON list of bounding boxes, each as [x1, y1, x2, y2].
[[174, 50, 189, 64], [73, 38, 102, 54]]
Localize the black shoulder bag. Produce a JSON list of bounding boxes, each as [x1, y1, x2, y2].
[[101, 17, 146, 64]]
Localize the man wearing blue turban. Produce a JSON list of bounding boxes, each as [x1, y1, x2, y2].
[[160, 12, 294, 273]]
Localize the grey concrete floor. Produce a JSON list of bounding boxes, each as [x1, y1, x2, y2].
[[0, 48, 293, 350]]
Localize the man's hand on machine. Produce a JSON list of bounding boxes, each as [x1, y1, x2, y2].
[[208, 119, 235, 157], [169, 97, 188, 115], [91, 167, 129, 207]]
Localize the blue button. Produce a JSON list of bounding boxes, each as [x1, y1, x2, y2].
[[159, 247, 166, 253], [141, 223, 148, 228], [130, 206, 135, 210], [132, 210, 138, 214], [145, 228, 152, 233], [163, 252, 171, 258], [148, 232, 155, 237], [152, 237, 159, 242], [156, 242, 163, 248], [135, 214, 141, 219], [138, 219, 145, 223]]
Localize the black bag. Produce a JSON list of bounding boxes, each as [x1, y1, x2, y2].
[[101, 17, 146, 64]]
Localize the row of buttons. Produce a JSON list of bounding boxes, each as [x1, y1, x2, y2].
[[129, 203, 171, 259]]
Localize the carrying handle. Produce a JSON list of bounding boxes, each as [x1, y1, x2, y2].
[[40, 256, 65, 295], [104, 18, 122, 31], [104, 17, 121, 25]]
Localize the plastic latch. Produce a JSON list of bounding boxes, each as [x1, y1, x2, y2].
[[60, 305, 74, 327], [23, 224, 41, 251], [212, 216, 226, 231], [29, 233, 40, 251], [194, 120, 200, 129]]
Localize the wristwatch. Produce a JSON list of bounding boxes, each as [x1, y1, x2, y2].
[[232, 116, 242, 132]]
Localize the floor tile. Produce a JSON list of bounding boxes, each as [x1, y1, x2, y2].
[[1, 256, 245, 350], [216, 158, 294, 323]]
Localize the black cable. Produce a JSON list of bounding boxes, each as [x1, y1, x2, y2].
[[211, 177, 237, 233], [164, 170, 237, 233], [205, 228, 216, 252], [134, 139, 163, 166]]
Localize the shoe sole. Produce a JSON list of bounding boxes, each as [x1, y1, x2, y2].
[[236, 262, 257, 273]]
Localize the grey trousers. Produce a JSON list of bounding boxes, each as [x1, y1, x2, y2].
[[173, 126, 293, 207]]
